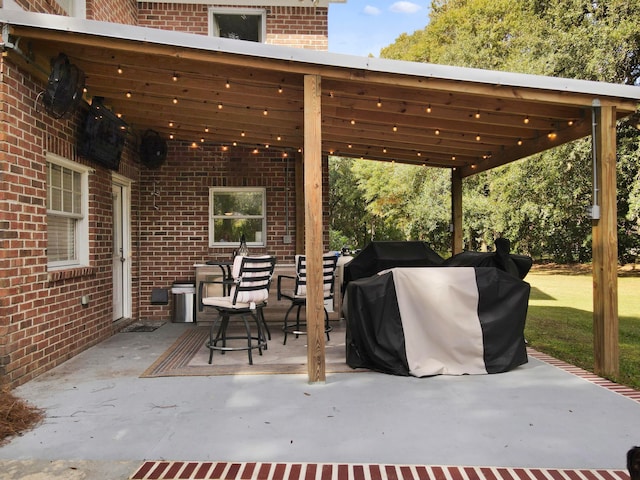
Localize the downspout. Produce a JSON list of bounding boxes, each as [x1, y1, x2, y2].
[[590, 100, 601, 220]]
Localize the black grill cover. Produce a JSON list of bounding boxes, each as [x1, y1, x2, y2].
[[346, 267, 529, 377], [343, 241, 444, 287]]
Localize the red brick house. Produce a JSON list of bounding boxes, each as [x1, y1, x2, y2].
[[0, 0, 339, 388], [2, 1, 638, 388]]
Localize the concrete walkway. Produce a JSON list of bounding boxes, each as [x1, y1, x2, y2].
[[0, 322, 638, 479]]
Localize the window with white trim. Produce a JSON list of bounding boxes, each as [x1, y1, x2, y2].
[[209, 8, 266, 42], [209, 187, 266, 247], [47, 154, 90, 269], [54, 0, 86, 17]]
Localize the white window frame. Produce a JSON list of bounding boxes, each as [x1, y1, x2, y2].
[[208, 7, 267, 43], [209, 187, 267, 248], [46, 153, 91, 270]]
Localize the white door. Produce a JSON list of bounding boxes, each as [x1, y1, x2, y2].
[[112, 177, 132, 321], [112, 184, 125, 321]]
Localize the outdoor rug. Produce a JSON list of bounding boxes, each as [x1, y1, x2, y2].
[[141, 321, 359, 377]]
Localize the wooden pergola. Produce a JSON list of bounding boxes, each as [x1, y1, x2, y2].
[[3, 9, 639, 382]]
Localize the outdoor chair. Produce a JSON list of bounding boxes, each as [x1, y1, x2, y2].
[[198, 255, 276, 365], [277, 253, 338, 345]]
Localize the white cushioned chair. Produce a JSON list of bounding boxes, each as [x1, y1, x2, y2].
[[199, 255, 276, 364], [277, 253, 338, 345]]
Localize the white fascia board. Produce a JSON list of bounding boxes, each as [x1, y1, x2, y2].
[[2, 9, 639, 102]]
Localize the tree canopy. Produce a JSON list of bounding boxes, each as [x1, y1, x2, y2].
[[330, 0, 640, 263]]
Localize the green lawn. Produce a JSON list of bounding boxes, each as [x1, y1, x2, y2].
[[525, 267, 640, 390]]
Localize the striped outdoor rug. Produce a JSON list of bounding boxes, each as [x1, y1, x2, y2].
[[141, 324, 356, 377], [131, 461, 631, 480]]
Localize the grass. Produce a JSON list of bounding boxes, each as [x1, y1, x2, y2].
[[525, 265, 640, 390]]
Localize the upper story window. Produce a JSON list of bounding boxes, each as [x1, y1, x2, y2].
[[47, 153, 91, 269], [209, 187, 266, 247], [54, 0, 86, 17], [209, 8, 266, 42]]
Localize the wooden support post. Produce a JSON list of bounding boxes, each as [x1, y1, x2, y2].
[[303, 74, 326, 383], [592, 103, 619, 377], [295, 152, 305, 254], [451, 169, 463, 255]]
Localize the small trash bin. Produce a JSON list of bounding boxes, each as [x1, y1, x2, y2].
[[171, 282, 195, 323]]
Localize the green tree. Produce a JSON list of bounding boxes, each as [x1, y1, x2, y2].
[[378, 0, 640, 263]]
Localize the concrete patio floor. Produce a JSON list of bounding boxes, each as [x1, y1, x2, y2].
[[0, 321, 639, 480]]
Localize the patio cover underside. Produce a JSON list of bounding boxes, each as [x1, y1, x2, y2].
[[2, 10, 639, 177]]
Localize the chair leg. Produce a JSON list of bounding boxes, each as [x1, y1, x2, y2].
[[282, 303, 297, 345], [259, 307, 271, 342], [324, 307, 331, 341], [240, 314, 254, 365], [294, 304, 303, 339], [208, 313, 223, 364], [251, 310, 266, 355]]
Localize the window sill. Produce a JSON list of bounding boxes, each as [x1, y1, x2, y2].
[[47, 266, 95, 283]]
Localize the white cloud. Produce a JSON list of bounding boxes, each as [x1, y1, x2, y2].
[[389, 1, 422, 14], [363, 5, 382, 15]]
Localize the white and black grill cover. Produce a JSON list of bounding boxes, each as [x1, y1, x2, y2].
[[346, 267, 530, 376]]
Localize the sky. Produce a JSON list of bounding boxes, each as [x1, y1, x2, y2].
[[328, 0, 431, 57]]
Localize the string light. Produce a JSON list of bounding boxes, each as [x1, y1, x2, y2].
[[263, 108, 268, 116], [524, 116, 530, 124], [392, 125, 398, 132], [125, 91, 132, 98], [217, 103, 223, 110], [568, 120, 574, 126], [241, 131, 246, 137], [172, 72, 179, 82], [474, 110, 481, 119], [435, 129, 440, 135], [350, 119, 356, 125], [278, 86, 283, 93], [377, 98, 382, 108], [168, 121, 174, 127], [426, 105, 432, 113], [547, 131, 557, 140], [517, 138, 523, 146], [169, 133, 174, 140], [475, 134, 481, 141], [117, 65, 123, 74], [225, 80, 230, 89], [204, 126, 209, 133], [172, 97, 178, 104]]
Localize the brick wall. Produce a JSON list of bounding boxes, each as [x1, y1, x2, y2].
[[0, 55, 141, 388], [267, 6, 328, 50], [87, 0, 138, 24], [12, 0, 138, 21], [137, 142, 330, 321], [137, 3, 328, 50]]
